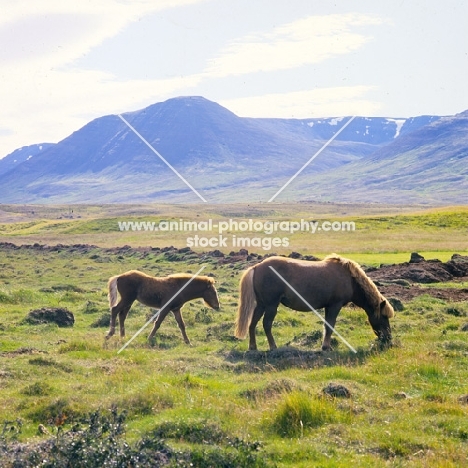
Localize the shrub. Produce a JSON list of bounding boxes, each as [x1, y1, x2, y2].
[[445, 306, 466, 317], [240, 378, 298, 401], [0, 409, 172, 467], [117, 391, 174, 417], [21, 381, 53, 396], [0, 410, 269, 468], [27, 397, 79, 424], [81, 300, 100, 314], [90, 313, 110, 328], [271, 392, 341, 437], [152, 418, 226, 444], [58, 341, 101, 353]]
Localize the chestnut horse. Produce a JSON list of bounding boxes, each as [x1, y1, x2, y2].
[[235, 255, 394, 351], [106, 270, 219, 344]]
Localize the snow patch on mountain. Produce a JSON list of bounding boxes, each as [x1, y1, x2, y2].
[[386, 118, 406, 138]]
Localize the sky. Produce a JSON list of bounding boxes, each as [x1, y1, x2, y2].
[[0, 0, 467, 158]]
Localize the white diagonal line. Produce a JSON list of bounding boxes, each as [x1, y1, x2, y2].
[[268, 115, 356, 202], [268, 266, 357, 353], [118, 114, 207, 203], [117, 265, 206, 353]]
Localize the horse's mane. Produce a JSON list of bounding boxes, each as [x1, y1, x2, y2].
[[324, 254, 394, 318], [168, 273, 215, 284]]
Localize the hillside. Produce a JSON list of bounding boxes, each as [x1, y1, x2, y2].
[[281, 111, 468, 204], [0, 96, 464, 204], [0, 143, 55, 176]]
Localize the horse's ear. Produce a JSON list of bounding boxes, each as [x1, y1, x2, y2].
[[380, 299, 394, 318]]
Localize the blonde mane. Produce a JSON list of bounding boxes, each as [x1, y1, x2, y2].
[[324, 254, 394, 318], [168, 273, 215, 284]]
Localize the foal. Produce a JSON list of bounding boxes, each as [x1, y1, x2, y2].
[[106, 270, 220, 344]]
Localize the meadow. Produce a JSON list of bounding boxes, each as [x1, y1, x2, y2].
[[0, 203, 467, 467]]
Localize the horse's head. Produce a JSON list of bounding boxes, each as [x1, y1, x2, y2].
[[203, 281, 220, 310], [367, 299, 394, 344]]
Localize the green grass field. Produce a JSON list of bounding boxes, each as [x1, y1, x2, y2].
[[0, 203, 467, 467]]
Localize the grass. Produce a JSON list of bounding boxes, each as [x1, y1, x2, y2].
[[270, 392, 347, 437], [1, 204, 467, 260], [0, 203, 467, 466]]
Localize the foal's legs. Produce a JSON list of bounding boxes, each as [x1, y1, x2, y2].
[[106, 300, 133, 339], [263, 304, 279, 350], [248, 304, 265, 350], [147, 307, 171, 342], [118, 304, 132, 338], [172, 308, 191, 345], [322, 303, 342, 351]]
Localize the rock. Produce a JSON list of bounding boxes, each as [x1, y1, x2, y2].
[[25, 307, 75, 327], [394, 391, 410, 399], [208, 249, 225, 257], [38, 424, 50, 435], [288, 252, 302, 259], [445, 307, 465, 317], [388, 297, 404, 311], [461, 323, 468, 332], [451, 253, 468, 262], [405, 266, 452, 283], [322, 382, 351, 398], [410, 252, 425, 263], [446, 254, 468, 277], [458, 395, 468, 405]]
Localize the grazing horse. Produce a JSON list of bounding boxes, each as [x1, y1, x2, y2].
[[106, 270, 220, 344], [235, 255, 394, 351]]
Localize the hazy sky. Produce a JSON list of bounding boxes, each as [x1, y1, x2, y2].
[[1, 0, 467, 158]]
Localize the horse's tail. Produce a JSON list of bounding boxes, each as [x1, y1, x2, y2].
[[108, 275, 119, 310], [235, 267, 257, 339]]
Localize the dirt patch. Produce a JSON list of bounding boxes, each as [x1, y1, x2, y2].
[[24, 307, 75, 327], [322, 383, 352, 398], [1, 347, 47, 357], [375, 283, 468, 303], [366, 253, 468, 303], [367, 253, 468, 284]]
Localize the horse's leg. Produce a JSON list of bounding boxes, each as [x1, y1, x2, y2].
[[106, 302, 123, 339], [248, 304, 265, 351], [263, 304, 279, 351], [172, 308, 190, 345], [118, 302, 133, 338], [148, 308, 171, 342], [322, 303, 342, 351]]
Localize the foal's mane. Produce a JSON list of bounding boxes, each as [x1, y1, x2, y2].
[[324, 254, 391, 316], [168, 273, 215, 284]]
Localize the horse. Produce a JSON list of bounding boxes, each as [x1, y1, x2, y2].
[[105, 270, 220, 344], [235, 254, 394, 351]]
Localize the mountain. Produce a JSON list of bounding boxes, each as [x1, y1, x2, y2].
[[282, 111, 468, 204], [248, 114, 439, 146], [0, 143, 55, 176], [0, 96, 464, 204]]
